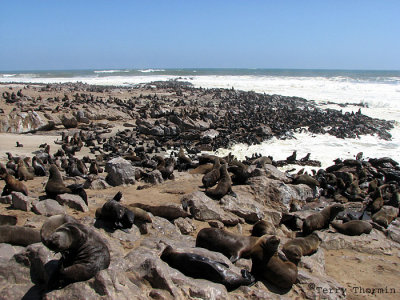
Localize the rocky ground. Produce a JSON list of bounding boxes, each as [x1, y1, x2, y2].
[[0, 83, 399, 300]]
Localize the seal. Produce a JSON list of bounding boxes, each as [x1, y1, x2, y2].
[[251, 235, 297, 290], [331, 220, 372, 236], [196, 227, 266, 263], [95, 192, 135, 230], [0, 225, 41, 246], [45, 164, 88, 205], [160, 245, 255, 291], [17, 159, 34, 181], [302, 204, 344, 235], [372, 206, 399, 228], [1, 173, 29, 196], [205, 164, 234, 199], [251, 220, 276, 236], [282, 232, 321, 264], [41, 215, 110, 289], [202, 157, 221, 188]]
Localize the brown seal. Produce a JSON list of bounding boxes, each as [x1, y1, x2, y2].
[[17, 159, 34, 181], [202, 157, 221, 188], [251, 235, 297, 290], [302, 204, 344, 235], [1, 173, 29, 196], [251, 220, 277, 236], [205, 164, 233, 199], [0, 225, 41, 246], [45, 164, 88, 205], [282, 232, 321, 264], [372, 206, 399, 228], [160, 245, 255, 291], [331, 220, 372, 236], [196, 227, 267, 263], [41, 215, 110, 289]]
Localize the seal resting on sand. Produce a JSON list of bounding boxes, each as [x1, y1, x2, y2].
[[0, 225, 41, 246], [41, 215, 110, 289], [1, 173, 29, 196]]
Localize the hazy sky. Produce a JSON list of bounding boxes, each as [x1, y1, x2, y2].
[[1, 0, 399, 70]]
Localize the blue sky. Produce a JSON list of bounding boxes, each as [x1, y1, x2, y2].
[[1, 0, 399, 70]]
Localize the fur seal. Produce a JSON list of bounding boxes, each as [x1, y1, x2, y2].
[[282, 232, 321, 264], [95, 192, 135, 230], [17, 159, 34, 181], [302, 204, 344, 235], [0, 225, 41, 246], [202, 157, 221, 188], [1, 173, 29, 196], [331, 220, 372, 236], [205, 164, 234, 199], [160, 245, 255, 291], [196, 227, 266, 263], [41, 215, 110, 289], [372, 206, 399, 228], [45, 164, 88, 205], [251, 235, 297, 290], [251, 220, 276, 236]]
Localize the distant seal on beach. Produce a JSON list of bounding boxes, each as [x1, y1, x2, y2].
[[330, 220, 372, 236], [1, 173, 29, 196], [251, 235, 297, 290], [282, 232, 321, 264], [160, 245, 255, 291], [302, 204, 344, 235], [0, 225, 41, 246], [41, 215, 110, 289], [196, 227, 267, 263], [251, 220, 277, 236], [205, 164, 234, 199], [45, 164, 88, 205]]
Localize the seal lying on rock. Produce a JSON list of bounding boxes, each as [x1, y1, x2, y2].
[[282, 232, 321, 264], [205, 164, 234, 199], [302, 204, 344, 235], [45, 164, 88, 205], [95, 191, 135, 230], [0, 225, 41, 246], [41, 215, 110, 289], [330, 220, 373, 236], [160, 245, 255, 291], [251, 235, 298, 290], [196, 227, 268, 263]]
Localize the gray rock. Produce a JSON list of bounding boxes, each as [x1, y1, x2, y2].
[[108, 226, 141, 243], [83, 178, 111, 190], [174, 217, 196, 235], [105, 157, 140, 186], [0, 110, 46, 133], [208, 220, 225, 229], [56, 193, 89, 212], [143, 170, 164, 185], [221, 192, 265, 223], [181, 191, 243, 226], [0, 243, 24, 260], [11, 192, 35, 211], [387, 219, 400, 243], [61, 114, 78, 128], [372, 206, 399, 228], [32, 199, 65, 216], [0, 195, 12, 204], [264, 164, 291, 182]]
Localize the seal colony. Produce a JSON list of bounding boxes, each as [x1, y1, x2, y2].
[[0, 82, 399, 299]]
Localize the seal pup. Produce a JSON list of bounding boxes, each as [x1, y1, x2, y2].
[[196, 227, 266, 263], [45, 164, 88, 205], [282, 232, 321, 264], [1, 173, 29, 196], [160, 245, 255, 291], [0, 225, 41, 246], [302, 204, 344, 235], [205, 164, 234, 199], [17, 159, 34, 181], [331, 220, 372, 236], [202, 157, 221, 188], [95, 192, 135, 231], [41, 215, 110, 289], [251, 235, 298, 290]]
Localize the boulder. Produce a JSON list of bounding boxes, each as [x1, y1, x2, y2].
[[143, 170, 164, 185], [220, 192, 265, 223], [0, 110, 46, 133], [32, 199, 65, 216], [0, 195, 12, 204], [61, 114, 78, 128], [12, 192, 35, 211], [56, 193, 89, 212], [174, 217, 196, 235], [181, 191, 243, 226], [105, 157, 141, 186]]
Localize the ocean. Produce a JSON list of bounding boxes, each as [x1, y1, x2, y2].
[[1, 68, 399, 169]]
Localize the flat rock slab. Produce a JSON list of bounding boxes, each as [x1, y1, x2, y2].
[[11, 192, 36, 211], [56, 193, 89, 212], [32, 199, 66, 216]]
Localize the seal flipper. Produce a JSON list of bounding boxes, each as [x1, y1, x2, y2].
[[241, 269, 256, 285]]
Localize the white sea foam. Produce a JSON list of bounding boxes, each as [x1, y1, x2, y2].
[[1, 74, 16, 77], [94, 70, 129, 73], [138, 69, 166, 73]]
